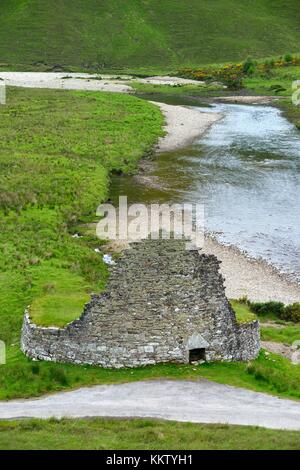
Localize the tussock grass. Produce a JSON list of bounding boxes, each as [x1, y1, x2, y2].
[[0, 418, 300, 450]]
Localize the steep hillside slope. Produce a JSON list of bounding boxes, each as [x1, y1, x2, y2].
[[0, 0, 300, 69]]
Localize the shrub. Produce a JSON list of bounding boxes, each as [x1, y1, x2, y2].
[[281, 303, 300, 323], [243, 57, 256, 75], [215, 65, 244, 89], [284, 53, 293, 63], [296, 121, 300, 130], [249, 301, 285, 317], [248, 300, 300, 323]]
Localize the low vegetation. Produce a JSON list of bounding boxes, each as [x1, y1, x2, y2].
[[230, 300, 257, 323], [0, 418, 300, 450], [180, 53, 300, 91], [132, 81, 223, 96], [261, 324, 300, 345], [236, 298, 300, 323], [1, 346, 300, 402]]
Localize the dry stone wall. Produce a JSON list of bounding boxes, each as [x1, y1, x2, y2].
[[21, 239, 260, 368]]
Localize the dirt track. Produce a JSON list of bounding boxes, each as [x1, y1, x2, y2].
[[1, 380, 300, 430]]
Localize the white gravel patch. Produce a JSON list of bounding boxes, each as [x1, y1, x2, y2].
[[136, 76, 204, 86], [0, 72, 132, 93], [1, 379, 300, 430], [0, 72, 204, 93], [151, 101, 223, 152], [203, 235, 300, 304]]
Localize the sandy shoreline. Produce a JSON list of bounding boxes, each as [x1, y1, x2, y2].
[[151, 101, 223, 152], [203, 235, 300, 304], [148, 100, 300, 303]]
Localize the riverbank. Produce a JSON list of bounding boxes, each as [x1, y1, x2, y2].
[[144, 99, 300, 304], [213, 95, 276, 104], [152, 101, 223, 152], [203, 235, 300, 304]]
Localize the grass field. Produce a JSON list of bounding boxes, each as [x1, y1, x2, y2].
[[0, 86, 164, 398], [230, 300, 257, 323], [1, 1, 300, 70], [0, 418, 299, 450], [261, 325, 300, 345]]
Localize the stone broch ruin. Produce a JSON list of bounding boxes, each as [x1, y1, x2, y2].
[[21, 239, 260, 368]]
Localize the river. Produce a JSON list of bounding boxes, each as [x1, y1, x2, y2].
[[111, 101, 300, 283]]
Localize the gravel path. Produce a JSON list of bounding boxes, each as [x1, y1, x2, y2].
[[1, 380, 300, 430]]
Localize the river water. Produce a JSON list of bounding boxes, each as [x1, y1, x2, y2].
[[111, 102, 300, 282]]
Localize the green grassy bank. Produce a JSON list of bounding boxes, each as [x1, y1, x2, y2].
[[2, 347, 300, 402], [1, 1, 300, 70], [0, 418, 299, 450], [0, 86, 164, 397]]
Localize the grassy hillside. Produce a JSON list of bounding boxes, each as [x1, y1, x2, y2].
[[1, 0, 300, 70]]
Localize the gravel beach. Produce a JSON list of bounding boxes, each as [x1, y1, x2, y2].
[[203, 235, 300, 304], [151, 101, 223, 152], [0, 72, 132, 93]]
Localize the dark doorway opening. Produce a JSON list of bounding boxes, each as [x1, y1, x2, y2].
[[189, 348, 206, 363]]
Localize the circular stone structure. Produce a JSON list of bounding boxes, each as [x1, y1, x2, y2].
[[21, 239, 260, 368]]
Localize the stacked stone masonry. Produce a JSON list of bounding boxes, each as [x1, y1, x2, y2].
[[21, 239, 260, 368]]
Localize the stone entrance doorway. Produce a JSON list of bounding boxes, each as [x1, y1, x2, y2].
[[189, 348, 206, 363]]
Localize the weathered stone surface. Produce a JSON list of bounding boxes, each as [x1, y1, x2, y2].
[[21, 239, 260, 368]]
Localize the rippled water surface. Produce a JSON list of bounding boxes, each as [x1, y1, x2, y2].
[[111, 103, 300, 281]]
